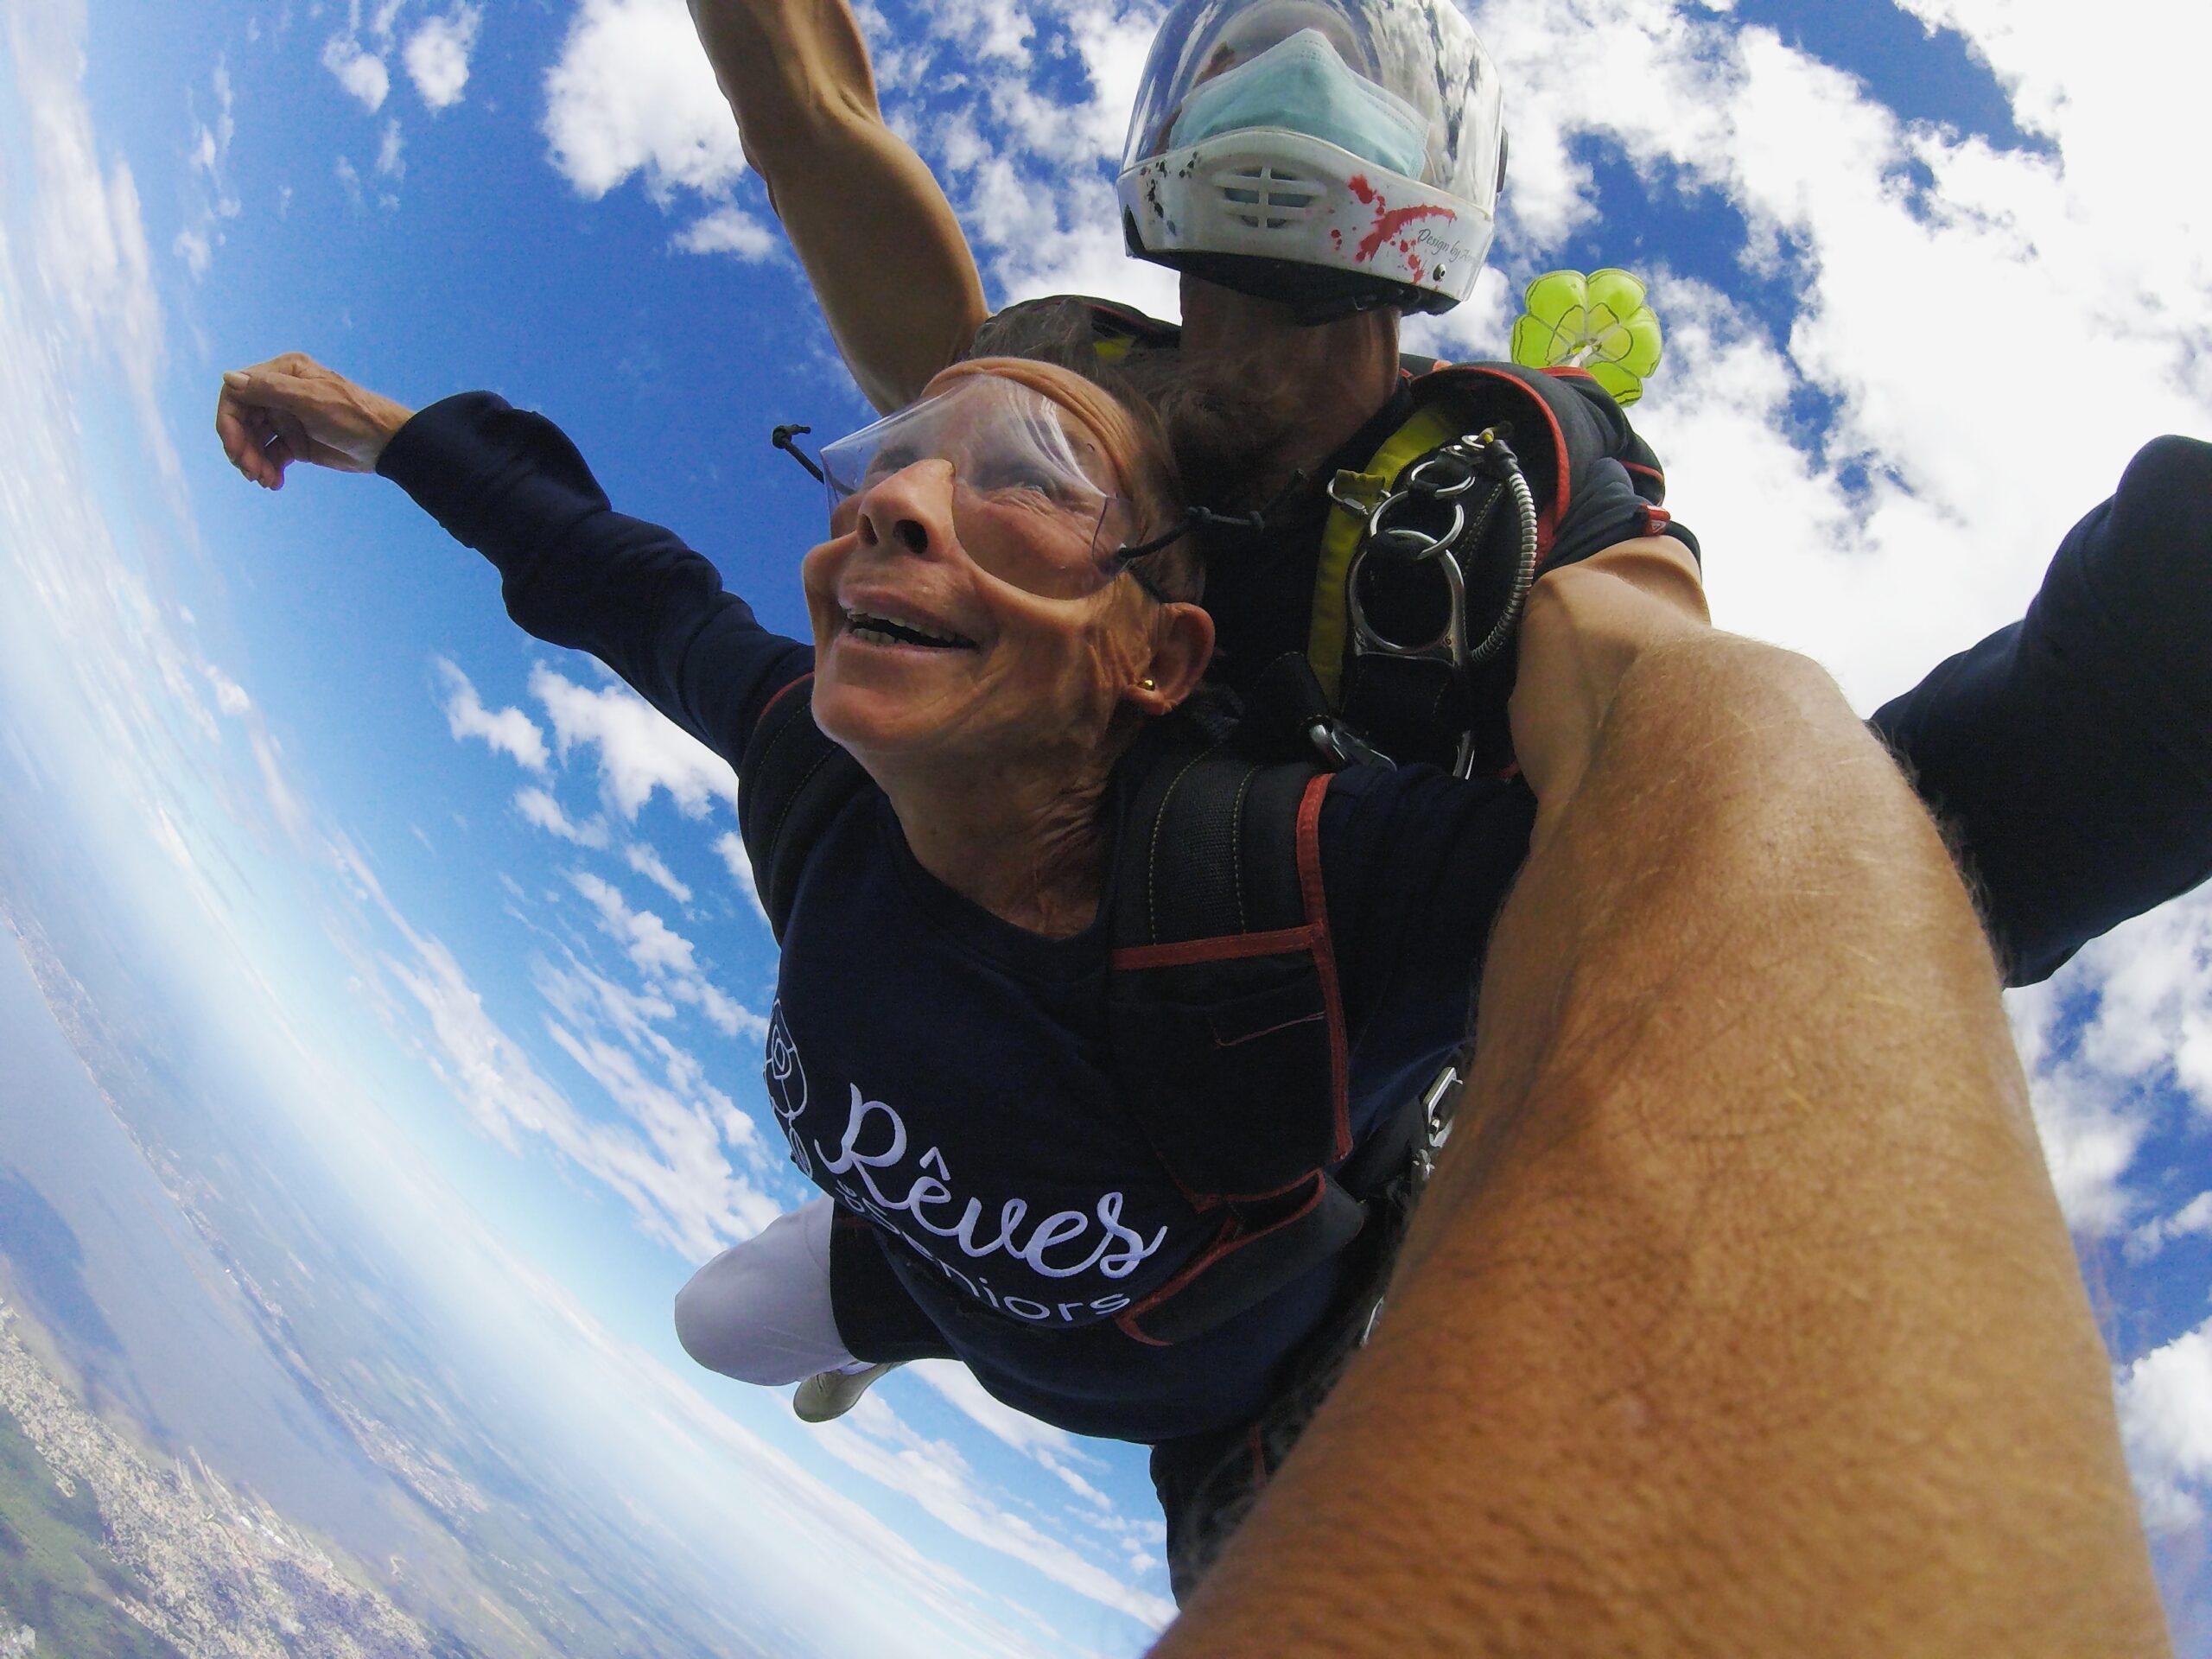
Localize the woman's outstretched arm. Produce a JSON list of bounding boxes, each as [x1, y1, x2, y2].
[[689, 0, 989, 412], [217, 354, 810, 761], [1152, 543, 2170, 1656]]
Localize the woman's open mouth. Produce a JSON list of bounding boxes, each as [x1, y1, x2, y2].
[[842, 608, 978, 651]]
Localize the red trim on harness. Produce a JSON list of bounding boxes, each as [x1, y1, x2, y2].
[[1641, 505, 1673, 537], [1295, 775, 1352, 1164], [1624, 461, 1663, 486], [1213, 1010, 1325, 1049], [1205, 1171, 1338, 1204], [753, 672, 814, 734], [1113, 1176, 1330, 1347], [1109, 924, 1320, 972]]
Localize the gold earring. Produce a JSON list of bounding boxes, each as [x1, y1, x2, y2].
[[1140, 677, 1157, 692]]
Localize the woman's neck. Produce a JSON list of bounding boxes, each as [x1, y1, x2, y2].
[[872, 749, 1116, 939]]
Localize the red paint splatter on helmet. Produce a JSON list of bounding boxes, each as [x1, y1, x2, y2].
[[1356, 202, 1454, 264]]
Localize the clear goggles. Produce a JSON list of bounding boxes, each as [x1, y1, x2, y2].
[[814, 378, 1165, 602]]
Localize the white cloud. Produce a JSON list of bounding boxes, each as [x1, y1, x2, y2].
[[174, 227, 212, 276], [403, 4, 480, 111], [2007, 887, 2212, 1236], [625, 842, 693, 904], [712, 830, 770, 926], [329, 841, 774, 1258], [817, 1391, 1175, 1628], [541, 0, 747, 200], [671, 206, 776, 262], [202, 664, 252, 718], [515, 785, 609, 848], [569, 869, 766, 1040], [2117, 1316, 2212, 1535], [912, 1360, 1114, 1507], [250, 728, 310, 844], [175, 59, 239, 281], [912, 1361, 1077, 1460], [435, 658, 550, 771], [2129, 1192, 2212, 1263], [855, 0, 1180, 315], [530, 664, 739, 818], [572, 868, 698, 976], [335, 154, 365, 209], [322, 32, 391, 111], [8, 0, 180, 482], [376, 118, 406, 180], [543, 1018, 783, 1252]]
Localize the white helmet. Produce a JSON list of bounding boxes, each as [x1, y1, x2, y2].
[[1117, 0, 1506, 319]]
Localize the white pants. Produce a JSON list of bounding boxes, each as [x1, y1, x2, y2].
[[673, 1197, 866, 1384]]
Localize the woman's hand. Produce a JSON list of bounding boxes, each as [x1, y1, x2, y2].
[[1508, 534, 1712, 831], [215, 353, 415, 489]]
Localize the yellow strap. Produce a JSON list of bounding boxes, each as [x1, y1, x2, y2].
[[1306, 401, 1465, 705]]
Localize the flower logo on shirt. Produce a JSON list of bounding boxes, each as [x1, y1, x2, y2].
[[764, 1001, 810, 1177]]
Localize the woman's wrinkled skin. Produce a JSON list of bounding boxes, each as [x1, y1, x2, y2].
[[801, 357, 1213, 938]]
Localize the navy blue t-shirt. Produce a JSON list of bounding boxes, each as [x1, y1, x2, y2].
[[380, 392, 1534, 1440]]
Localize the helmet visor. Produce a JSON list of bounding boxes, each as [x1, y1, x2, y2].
[[1122, 0, 1503, 210], [820, 378, 1148, 601]]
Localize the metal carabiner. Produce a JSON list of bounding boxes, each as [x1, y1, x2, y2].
[[1345, 537, 1469, 666]]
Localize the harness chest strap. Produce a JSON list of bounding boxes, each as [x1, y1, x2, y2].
[[1103, 733, 1368, 1347], [1308, 397, 1467, 705]]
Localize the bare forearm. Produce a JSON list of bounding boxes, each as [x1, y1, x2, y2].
[[689, 0, 987, 410], [1154, 633, 2167, 1656]]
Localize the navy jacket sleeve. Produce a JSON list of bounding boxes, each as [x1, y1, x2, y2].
[[376, 392, 810, 766], [1872, 435, 2212, 984]]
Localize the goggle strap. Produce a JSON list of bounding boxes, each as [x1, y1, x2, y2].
[[771, 423, 826, 486], [1116, 464, 1305, 563]]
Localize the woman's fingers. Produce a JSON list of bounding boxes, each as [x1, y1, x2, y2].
[[217, 367, 312, 486], [259, 434, 298, 487], [215, 379, 278, 486]]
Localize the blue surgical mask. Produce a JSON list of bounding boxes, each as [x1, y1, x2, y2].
[[1165, 28, 1433, 179]]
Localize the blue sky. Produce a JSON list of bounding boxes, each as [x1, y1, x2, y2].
[[2, 0, 2209, 1650]]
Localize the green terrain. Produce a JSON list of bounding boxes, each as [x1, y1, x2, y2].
[[0, 1402, 184, 1658]]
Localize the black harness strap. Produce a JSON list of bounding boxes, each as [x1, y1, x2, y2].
[[1105, 728, 1364, 1346]]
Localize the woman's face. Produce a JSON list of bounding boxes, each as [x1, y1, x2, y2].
[[799, 370, 1193, 775]]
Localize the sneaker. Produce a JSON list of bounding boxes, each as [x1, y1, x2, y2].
[[792, 1361, 903, 1423]]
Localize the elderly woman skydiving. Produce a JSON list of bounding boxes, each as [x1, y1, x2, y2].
[[208, 335, 1669, 1581], [213, 347, 2169, 1651]]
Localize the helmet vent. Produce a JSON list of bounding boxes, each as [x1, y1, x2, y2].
[[1216, 164, 1323, 230]]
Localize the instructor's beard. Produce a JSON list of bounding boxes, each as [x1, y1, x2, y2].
[[1175, 280, 1400, 493]]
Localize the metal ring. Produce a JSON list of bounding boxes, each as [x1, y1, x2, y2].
[[1347, 543, 1468, 663], [1366, 493, 1465, 559], [1404, 448, 1482, 498]]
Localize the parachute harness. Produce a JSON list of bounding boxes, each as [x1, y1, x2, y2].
[[1327, 427, 1539, 779]]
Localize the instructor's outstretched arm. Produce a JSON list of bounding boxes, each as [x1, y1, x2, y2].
[[689, 0, 988, 411], [1152, 543, 2171, 1656]]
